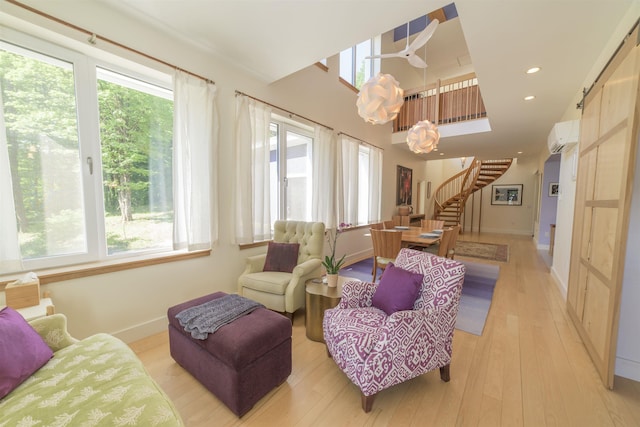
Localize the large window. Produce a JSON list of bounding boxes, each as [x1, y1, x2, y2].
[[358, 145, 372, 225], [339, 36, 381, 89], [269, 118, 313, 221], [97, 68, 173, 255], [1, 30, 175, 272], [339, 134, 382, 226]]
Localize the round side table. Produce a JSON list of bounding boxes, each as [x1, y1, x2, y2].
[[305, 276, 358, 342]]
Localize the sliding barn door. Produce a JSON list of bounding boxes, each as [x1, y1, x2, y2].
[[566, 25, 639, 389]]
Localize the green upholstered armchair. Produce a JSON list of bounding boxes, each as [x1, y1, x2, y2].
[[237, 220, 325, 319]]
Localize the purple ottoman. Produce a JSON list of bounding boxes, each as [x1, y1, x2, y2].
[[167, 292, 292, 417]]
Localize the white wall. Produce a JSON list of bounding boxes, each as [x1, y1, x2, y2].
[[473, 158, 537, 235], [0, 3, 421, 342], [423, 157, 537, 235]]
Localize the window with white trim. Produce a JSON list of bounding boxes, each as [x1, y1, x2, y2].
[[358, 145, 372, 225], [339, 134, 382, 227], [269, 116, 313, 221], [339, 36, 381, 89], [0, 29, 175, 272]]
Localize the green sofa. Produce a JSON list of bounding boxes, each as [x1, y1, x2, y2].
[[0, 313, 184, 426]]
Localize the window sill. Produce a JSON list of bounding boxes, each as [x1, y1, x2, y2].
[[0, 249, 211, 289], [338, 77, 359, 94], [315, 62, 328, 72], [238, 240, 270, 250]]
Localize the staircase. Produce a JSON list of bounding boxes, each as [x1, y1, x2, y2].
[[433, 159, 513, 229]]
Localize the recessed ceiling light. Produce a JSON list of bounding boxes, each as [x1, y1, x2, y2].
[[439, 152, 444, 156], [517, 151, 523, 154], [526, 67, 541, 74], [524, 95, 535, 101]]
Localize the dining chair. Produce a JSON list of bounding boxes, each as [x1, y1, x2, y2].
[[421, 219, 445, 230], [370, 222, 384, 230], [383, 220, 394, 229], [424, 226, 455, 257], [392, 215, 410, 227], [370, 229, 403, 282], [445, 225, 461, 259]]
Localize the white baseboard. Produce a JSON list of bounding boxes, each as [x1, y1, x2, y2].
[[111, 316, 166, 344], [615, 356, 640, 382], [550, 266, 567, 300], [537, 243, 550, 251]]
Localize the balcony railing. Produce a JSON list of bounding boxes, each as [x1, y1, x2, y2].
[[393, 73, 487, 133]]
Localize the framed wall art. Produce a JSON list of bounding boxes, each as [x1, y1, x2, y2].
[[549, 182, 559, 197], [396, 165, 412, 206], [491, 184, 523, 206]]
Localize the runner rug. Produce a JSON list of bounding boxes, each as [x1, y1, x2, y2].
[[455, 241, 509, 262], [341, 257, 499, 336]]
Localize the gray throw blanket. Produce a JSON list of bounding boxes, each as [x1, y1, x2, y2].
[[176, 294, 264, 340]]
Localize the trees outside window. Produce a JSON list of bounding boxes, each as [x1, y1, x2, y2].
[[97, 69, 173, 255], [339, 36, 381, 90], [1, 31, 174, 271]]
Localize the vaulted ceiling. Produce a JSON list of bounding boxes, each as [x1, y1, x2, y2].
[[14, 0, 638, 160]]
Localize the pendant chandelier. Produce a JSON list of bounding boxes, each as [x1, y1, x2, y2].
[[406, 120, 440, 153], [356, 73, 404, 125]]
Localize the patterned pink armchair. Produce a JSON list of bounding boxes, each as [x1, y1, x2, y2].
[[323, 248, 466, 412]]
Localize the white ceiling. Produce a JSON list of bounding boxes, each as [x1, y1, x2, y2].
[[84, 1, 639, 159]]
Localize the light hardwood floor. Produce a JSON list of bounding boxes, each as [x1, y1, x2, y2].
[[131, 233, 640, 426]]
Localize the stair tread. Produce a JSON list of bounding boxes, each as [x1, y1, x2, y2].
[[434, 158, 513, 224]]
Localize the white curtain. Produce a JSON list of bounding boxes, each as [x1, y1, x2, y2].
[[368, 145, 383, 222], [0, 87, 23, 273], [172, 70, 218, 251], [339, 134, 360, 226], [312, 126, 336, 229], [234, 95, 273, 244]]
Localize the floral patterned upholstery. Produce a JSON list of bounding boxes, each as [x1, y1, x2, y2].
[[322, 248, 466, 412]]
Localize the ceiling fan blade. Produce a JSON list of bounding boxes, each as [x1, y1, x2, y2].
[[408, 19, 439, 51], [365, 53, 402, 60], [407, 54, 428, 68]]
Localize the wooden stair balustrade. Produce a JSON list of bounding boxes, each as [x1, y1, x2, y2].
[[433, 159, 513, 230]]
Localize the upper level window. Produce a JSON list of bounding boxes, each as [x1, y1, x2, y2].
[[339, 36, 381, 89], [0, 30, 176, 273]]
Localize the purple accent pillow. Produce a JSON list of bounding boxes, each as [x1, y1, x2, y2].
[[372, 263, 423, 315], [0, 307, 53, 399], [263, 242, 300, 273]]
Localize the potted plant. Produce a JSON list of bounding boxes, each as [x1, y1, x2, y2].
[[322, 222, 351, 287]]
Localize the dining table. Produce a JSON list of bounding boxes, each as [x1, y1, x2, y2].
[[365, 226, 442, 248], [385, 226, 442, 248], [364, 226, 442, 248]]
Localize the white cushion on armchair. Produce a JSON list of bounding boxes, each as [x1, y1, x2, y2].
[[237, 220, 325, 316]]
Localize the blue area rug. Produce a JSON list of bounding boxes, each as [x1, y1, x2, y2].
[[340, 257, 499, 336]]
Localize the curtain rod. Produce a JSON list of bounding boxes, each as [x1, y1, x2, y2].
[[6, 0, 214, 84], [235, 90, 333, 131], [338, 131, 384, 151]]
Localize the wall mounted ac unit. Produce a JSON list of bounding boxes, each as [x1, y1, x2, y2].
[[548, 119, 580, 154]]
